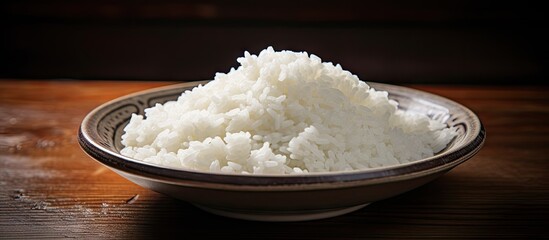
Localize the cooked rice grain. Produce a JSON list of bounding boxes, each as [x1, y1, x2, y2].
[[120, 47, 456, 174]]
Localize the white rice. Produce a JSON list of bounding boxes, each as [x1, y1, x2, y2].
[[120, 47, 457, 174]]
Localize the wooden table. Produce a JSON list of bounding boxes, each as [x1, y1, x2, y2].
[[1, 80, 548, 239]]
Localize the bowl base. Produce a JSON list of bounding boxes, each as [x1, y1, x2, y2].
[[194, 203, 370, 222]]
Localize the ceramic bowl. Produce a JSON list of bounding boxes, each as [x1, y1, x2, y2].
[[78, 81, 485, 222]]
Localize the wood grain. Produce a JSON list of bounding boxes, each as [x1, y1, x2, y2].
[[1, 80, 548, 239]]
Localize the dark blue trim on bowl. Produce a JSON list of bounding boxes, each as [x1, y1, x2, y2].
[[78, 81, 485, 187]]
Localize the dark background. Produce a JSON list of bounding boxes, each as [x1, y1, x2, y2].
[[1, 0, 547, 84]]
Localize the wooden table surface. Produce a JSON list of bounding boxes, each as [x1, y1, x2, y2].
[[1, 80, 548, 239]]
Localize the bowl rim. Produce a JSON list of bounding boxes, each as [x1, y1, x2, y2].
[[78, 81, 486, 188]]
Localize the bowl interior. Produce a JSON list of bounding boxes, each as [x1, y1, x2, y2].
[[81, 81, 484, 184]]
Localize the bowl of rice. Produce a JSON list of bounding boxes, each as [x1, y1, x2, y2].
[[79, 47, 485, 221]]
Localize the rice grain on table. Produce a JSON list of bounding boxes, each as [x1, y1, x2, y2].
[[120, 47, 457, 174]]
